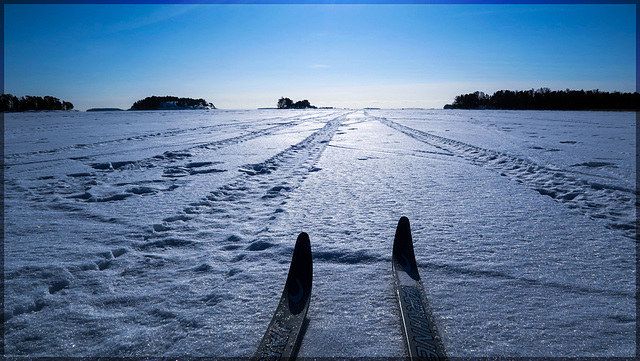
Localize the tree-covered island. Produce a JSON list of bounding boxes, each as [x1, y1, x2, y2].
[[444, 88, 640, 110], [277, 97, 317, 109], [130, 96, 215, 110], [1, 94, 74, 112]]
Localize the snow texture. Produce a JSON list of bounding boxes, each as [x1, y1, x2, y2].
[[3, 109, 636, 357]]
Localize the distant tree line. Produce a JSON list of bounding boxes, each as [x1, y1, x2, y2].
[[130, 96, 215, 110], [277, 97, 317, 109], [86, 108, 124, 112], [1, 94, 74, 112], [444, 88, 640, 110]]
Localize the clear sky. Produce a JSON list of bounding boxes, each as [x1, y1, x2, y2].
[[4, 3, 636, 110]]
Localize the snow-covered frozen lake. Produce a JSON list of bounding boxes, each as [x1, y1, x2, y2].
[[3, 109, 636, 357]]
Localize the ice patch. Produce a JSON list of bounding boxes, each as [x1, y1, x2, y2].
[[158, 151, 192, 160], [225, 235, 243, 243], [97, 193, 134, 202], [91, 161, 136, 170], [314, 249, 381, 264], [162, 215, 191, 222], [185, 161, 214, 168], [263, 185, 291, 199], [246, 240, 276, 251], [66, 172, 94, 178], [192, 263, 213, 273], [238, 163, 274, 175], [127, 186, 157, 195], [153, 223, 171, 232], [190, 167, 226, 175], [137, 237, 197, 250], [572, 161, 617, 168]]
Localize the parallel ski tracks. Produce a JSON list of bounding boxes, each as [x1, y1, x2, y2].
[[139, 111, 351, 246], [373, 113, 637, 239], [4, 112, 348, 352], [7, 112, 343, 205], [5, 113, 332, 167], [7, 111, 351, 263]]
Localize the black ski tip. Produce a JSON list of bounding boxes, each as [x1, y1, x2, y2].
[[296, 231, 311, 251], [398, 216, 411, 232], [393, 216, 420, 281], [286, 232, 313, 314], [393, 216, 413, 256]]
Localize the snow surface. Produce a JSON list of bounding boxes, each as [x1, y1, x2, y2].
[[3, 109, 636, 357]]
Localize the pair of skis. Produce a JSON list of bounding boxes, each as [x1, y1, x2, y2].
[[251, 217, 447, 361]]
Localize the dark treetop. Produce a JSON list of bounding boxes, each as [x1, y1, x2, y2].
[[1, 94, 74, 112], [444, 88, 640, 111], [130, 96, 215, 110], [277, 97, 317, 109]]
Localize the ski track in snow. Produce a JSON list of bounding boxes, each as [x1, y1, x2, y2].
[[142, 110, 350, 247], [370, 111, 637, 239], [3, 109, 635, 358], [6, 111, 337, 214], [4, 112, 325, 167], [4, 110, 358, 357]]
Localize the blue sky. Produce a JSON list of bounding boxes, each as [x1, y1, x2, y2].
[[4, 4, 636, 110]]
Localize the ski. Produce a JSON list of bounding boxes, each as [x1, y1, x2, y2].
[[392, 217, 447, 361], [252, 232, 313, 361]]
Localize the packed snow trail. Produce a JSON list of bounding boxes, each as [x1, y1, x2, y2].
[[371, 111, 636, 239], [4, 109, 635, 358], [269, 110, 635, 358], [4, 109, 351, 356]]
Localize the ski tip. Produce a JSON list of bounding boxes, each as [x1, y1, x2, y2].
[[296, 231, 310, 249], [394, 216, 412, 250], [398, 216, 410, 229], [287, 232, 313, 314], [393, 216, 420, 281], [293, 232, 312, 269]]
